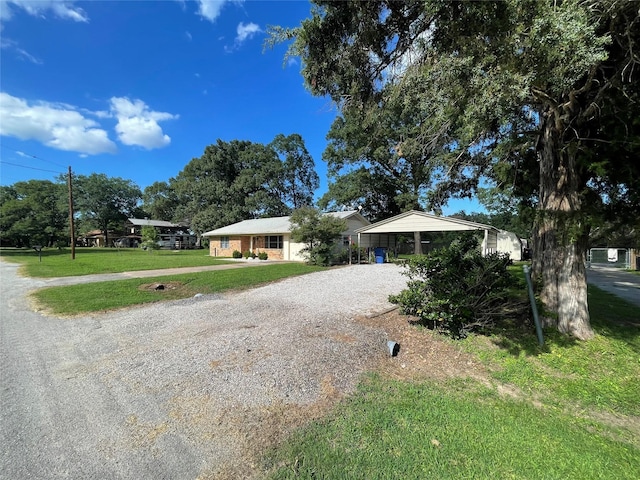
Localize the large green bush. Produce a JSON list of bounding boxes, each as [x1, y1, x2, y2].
[[389, 234, 517, 338]]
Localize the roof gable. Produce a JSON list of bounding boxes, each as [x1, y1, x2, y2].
[[355, 210, 497, 234]]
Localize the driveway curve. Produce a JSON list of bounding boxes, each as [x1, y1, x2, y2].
[[587, 265, 640, 308], [0, 260, 406, 479]]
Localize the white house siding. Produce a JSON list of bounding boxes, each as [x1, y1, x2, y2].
[[287, 238, 307, 262], [496, 231, 523, 261]]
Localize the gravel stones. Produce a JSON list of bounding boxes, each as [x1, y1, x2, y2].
[[3, 262, 408, 479]]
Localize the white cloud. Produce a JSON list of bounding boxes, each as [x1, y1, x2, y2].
[[0, 38, 42, 64], [110, 97, 178, 150], [236, 21, 261, 44], [195, 0, 225, 23], [224, 21, 261, 52], [194, 0, 245, 23], [0, 92, 117, 155], [185, 30, 192, 41], [0, 0, 89, 24]]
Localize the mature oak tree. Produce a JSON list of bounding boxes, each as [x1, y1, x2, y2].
[[171, 136, 319, 236], [141, 181, 180, 221], [270, 133, 319, 210], [272, 0, 640, 339], [0, 180, 68, 247], [73, 173, 142, 247]]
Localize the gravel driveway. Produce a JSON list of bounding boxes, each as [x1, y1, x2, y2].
[[0, 261, 407, 479]]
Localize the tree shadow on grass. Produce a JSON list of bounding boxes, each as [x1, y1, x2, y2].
[[488, 320, 555, 357], [587, 285, 640, 354], [489, 285, 640, 357]]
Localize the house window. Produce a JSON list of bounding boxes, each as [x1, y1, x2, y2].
[[220, 236, 230, 248], [265, 235, 283, 249]]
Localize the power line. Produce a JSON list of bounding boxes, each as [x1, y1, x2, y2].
[[0, 161, 62, 174], [0, 143, 68, 169]]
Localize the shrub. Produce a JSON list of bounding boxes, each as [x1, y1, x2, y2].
[[289, 206, 346, 266], [258, 251, 268, 261], [243, 250, 252, 259], [232, 250, 242, 259], [140, 225, 160, 252], [389, 234, 517, 338]]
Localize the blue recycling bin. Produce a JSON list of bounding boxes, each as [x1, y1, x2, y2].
[[374, 247, 386, 264]]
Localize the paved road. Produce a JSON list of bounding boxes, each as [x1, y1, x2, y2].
[[586, 265, 640, 308]]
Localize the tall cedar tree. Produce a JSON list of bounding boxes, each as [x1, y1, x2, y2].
[[270, 0, 640, 339]]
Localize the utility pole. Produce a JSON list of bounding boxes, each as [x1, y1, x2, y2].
[[68, 166, 76, 260]]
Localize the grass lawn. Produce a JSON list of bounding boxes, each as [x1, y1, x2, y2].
[[32, 263, 325, 315], [0, 247, 234, 277], [264, 285, 640, 479]]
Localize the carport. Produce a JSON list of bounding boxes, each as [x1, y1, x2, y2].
[[354, 210, 499, 262]]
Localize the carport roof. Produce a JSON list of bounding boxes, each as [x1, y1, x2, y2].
[[355, 210, 498, 234]]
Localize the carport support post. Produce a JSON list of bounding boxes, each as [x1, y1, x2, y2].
[[414, 231, 422, 254], [483, 229, 488, 256], [357, 233, 361, 264]]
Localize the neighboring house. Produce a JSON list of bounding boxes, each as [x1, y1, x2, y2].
[[122, 218, 198, 249], [78, 230, 116, 247], [202, 210, 370, 261]]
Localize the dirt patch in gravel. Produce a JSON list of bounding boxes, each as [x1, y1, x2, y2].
[[356, 309, 490, 383], [203, 309, 491, 480]]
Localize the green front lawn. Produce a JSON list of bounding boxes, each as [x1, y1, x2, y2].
[[0, 247, 233, 277], [264, 286, 640, 479], [265, 375, 639, 479], [32, 263, 325, 315]]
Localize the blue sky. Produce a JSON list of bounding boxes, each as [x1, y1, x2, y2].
[[0, 0, 483, 215]]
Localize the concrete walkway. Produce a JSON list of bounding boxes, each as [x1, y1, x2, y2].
[[38, 259, 286, 287], [586, 265, 640, 308]]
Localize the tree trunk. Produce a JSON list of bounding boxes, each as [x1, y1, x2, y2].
[[535, 112, 594, 340], [103, 223, 110, 248]]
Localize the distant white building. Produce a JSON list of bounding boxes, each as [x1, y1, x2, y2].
[[496, 230, 525, 261]]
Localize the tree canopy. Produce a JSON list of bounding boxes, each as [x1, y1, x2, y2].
[[73, 173, 142, 247], [272, 0, 640, 339], [141, 181, 179, 221], [0, 180, 67, 247], [171, 135, 318, 235]]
